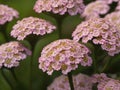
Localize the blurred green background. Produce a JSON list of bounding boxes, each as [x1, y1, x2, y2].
[[0, 0, 120, 90]]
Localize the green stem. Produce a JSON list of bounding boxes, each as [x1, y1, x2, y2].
[[30, 56, 33, 90], [92, 52, 97, 73], [67, 72, 74, 90], [56, 19, 62, 39], [101, 56, 111, 72], [44, 12, 68, 39], [0, 23, 9, 41]]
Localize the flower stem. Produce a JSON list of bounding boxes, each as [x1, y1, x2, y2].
[[56, 19, 62, 39], [92, 52, 97, 73], [101, 56, 111, 72], [0, 23, 9, 41], [67, 72, 74, 90]]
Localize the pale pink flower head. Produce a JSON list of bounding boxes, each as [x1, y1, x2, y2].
[[102, 79, 120, 90], [82, 1, 110, 19], [11, 17, 56, 40], [105, 11, 120, 33], [47, 75, 70, 90], [33, 0, 85, 15], [47, 73, 93, 90], [116, 1, 120, 11], [92, 73, 110, 83], [72, 17, 120, 56], [39, 39, 92, 75], [0, 41, 31, 68], [73, 73, 93, 90], [97, 0, 119, 4], [0, 4, 19, 25], [92, 73, 120, 90]]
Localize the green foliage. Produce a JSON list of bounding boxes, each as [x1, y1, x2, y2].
[[0, 0, 120, 90], [0, 70, 11, 90]]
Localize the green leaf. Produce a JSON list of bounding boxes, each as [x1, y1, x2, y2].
[[0, 68, 18, 90], [0, 70, 11, 90]]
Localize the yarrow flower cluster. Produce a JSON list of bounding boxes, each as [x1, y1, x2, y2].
[[73, 73, 93, 90], [72, 18, 120, 56], [116, 1, 120, 11], [92, 73, 110, 83], [97, 0, 119, 4], [11, 17, 56, 40], [39, 39, 92, 75], [105, 11, 120, 33], [48, 75, 70, 90], [33, 0, 85, 15], [0, 4, 19, 25], [82, 1, 109, 19], [47, 73, 93, 90], [0, 41, 31, 68], [92, 73, 120, 90]]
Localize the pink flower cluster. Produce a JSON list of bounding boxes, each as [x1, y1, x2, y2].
[[97, 0, 119, 4], [72, 18, 120, 56], [73, 73, 93, 90], [116, 1, 120, 11], [92, 73, 110, 83], [48, 73, 93, 90], [82, 1, 109, 19], [39, 39, 92, 75], [105, 11, 120, 33], [92, 73, 120, 90], [33, 0, 85, 15], [0, 41, 31, 68], [0, 4, 19, 25], [11, 17, 56, 40], [48, 75, 70, 90]]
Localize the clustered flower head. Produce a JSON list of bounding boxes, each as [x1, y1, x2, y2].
[[73, 73, 93, 90], [116, 1, 120, 11], [0, 41, 31, 68], [48, 75, 70, 90], [97, 0, 119, 4], [82, 1, 109, 19], [92, 73, 120, 90], [47, 73, 93, 90], [0, 4, 19, 25], [33, 0, 85, 15], [11, 17, 56, 40], [92, 73, 110, 83], [105, 11, 120, 33], [72, 17, 120, 56], [39, 39, 92, 75]]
